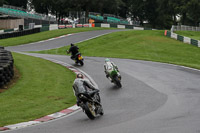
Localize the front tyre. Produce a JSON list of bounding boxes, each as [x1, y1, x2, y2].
[[84, 102, 96, 120], [115, 76, 122, 88]]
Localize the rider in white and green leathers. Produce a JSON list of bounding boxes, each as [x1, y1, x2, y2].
[[104, 58, 121, 82]]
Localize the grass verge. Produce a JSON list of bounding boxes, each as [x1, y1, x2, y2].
[[0, 27, 112, 47], [175, 31, 200, 40], [33, 30, 200, 70], [0, 52, 76, 127]]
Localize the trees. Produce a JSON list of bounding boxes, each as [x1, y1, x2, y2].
[[128, 0, 148, 26], [128, 0, 200, 28], [186, 0, 200, 26], [143, 0, 159, 28], [0, 0, 4, 6], [4, 0, 28, 9], [1, 0, 199, 28], [31, 0, 52, 15]]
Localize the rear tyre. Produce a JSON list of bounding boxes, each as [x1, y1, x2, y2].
[[99, 107, 104, 115], [79, 60, 84, 66], [84, 102, 96, 120]]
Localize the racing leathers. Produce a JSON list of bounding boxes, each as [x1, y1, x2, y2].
[[73, 78, 100, 106], [67, 44, 79, 60], [104, 61, 121, 82]]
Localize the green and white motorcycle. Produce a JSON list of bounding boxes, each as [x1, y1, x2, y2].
[[106, 66, 122, 88]]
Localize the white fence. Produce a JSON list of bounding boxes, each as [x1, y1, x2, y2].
[[171, 25, 200, 32]]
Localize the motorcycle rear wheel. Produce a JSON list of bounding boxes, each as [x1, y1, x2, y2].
[[84, 102, 96, 120], [99, 107, 104, 115], [79, 60, 84, 66]]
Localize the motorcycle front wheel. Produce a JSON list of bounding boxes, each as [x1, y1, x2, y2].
[[114, 76, 122, 88]]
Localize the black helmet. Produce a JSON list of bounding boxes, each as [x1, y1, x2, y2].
[[71, 43, 74, 46], [76, 73, 84, 79]]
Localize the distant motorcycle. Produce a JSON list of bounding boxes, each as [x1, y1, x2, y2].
[[74, 52, 84, 66], [107, 67, 122, 88], [78, 89, 104, 119], [67, 50, 84, 66]]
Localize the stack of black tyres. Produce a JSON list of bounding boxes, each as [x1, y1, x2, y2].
[[0, 46, 14, 87], [0, 28, 40, 39]]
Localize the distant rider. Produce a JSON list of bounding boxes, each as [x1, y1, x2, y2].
[[73, 73, 100, 106], [104, 58, 121, 82], [67, 43, 79, 60]]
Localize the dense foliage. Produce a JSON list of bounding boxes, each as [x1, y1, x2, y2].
[[0, 0, 27, 9], [1, 0, 200, 28]]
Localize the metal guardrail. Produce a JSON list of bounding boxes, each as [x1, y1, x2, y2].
[[171, 25, 200, 32]]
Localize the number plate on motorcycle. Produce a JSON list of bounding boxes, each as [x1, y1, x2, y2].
[[78, 56, 83, 60]]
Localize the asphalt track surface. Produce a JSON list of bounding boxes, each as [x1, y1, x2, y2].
[[4, 29, 200, 133], [5, 29, 126, 52]]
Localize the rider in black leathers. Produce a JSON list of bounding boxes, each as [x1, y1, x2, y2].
[[67, 43, 79, 60], [72, 73, 100, 106]]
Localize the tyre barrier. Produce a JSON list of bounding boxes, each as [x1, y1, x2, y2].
[[0, 28, 40, 40], [0, 47, 14, 88]]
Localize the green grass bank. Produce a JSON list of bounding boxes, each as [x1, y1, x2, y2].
[[34, 30, 200, 70], [0, 53, 76, 127]]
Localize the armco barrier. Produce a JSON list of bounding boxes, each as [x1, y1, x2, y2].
[[177, 35, 184, 42], [117, 25, 125, 29], [55, 23, 151, 30], [41, 25, 49, 32], [83, 24, 90, 27], [144, 27, 152, 30], [184, 37, 190, 44], [191, 39, 198, 47], [134, 27, 144, 30], [101, 23, 110, 28], [164, 30, 200, 48], [58, 25, 66, 29], [58, 24, 91, 29], [110, 24, 118, 28], [94, 23, 101, 27], [125, 25, 134, 29], [0, 47, 14, 88], [49, 24, 58, 31], [66, 25, 73, 28], [76, 24, 83, 28]]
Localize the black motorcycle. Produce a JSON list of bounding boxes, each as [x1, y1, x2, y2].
[[74, 53, 84, 66], [77, 90, 104, 120], [67, 51, 84, 66]]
